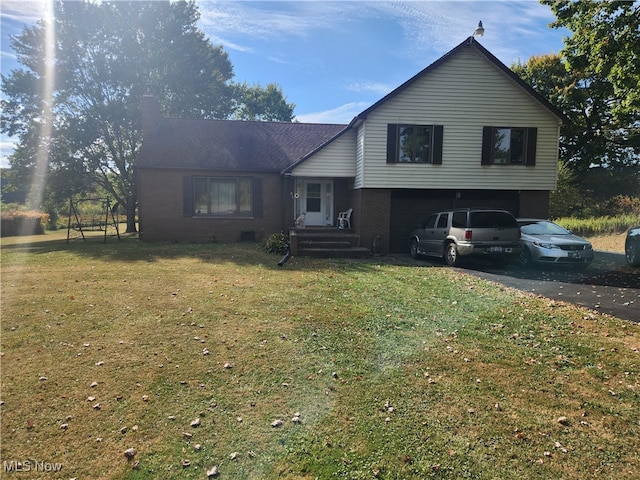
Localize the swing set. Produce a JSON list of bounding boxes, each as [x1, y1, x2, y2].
[[66, 195, 121, 243]]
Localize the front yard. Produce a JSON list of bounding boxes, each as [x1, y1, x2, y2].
[[1, 232, 638, 479]]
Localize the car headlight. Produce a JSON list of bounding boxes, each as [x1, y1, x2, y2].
[[533, 241, 560, 249]]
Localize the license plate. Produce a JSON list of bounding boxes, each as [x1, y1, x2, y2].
[[489, 246, 503, 253], [568, 252, 580, 259]]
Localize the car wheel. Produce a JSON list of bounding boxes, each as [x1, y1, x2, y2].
[[626, 237, 640, 266], [519, 247, 533, 268], [445, 242, 460, 267], [410, 239, 420, 259]]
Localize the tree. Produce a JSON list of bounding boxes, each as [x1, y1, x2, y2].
[[2, 1, 294, 232], [511, 53, 622, 170], [540, 0, 640, 166], [511, 1, 640, 216], [513, 52, 639, 214], [543, 0, 640, 121], [233, 83, 296, 122], [548, 160, 583, 218]]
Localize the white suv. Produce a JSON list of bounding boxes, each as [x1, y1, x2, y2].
[[409, 209, 522, 267]]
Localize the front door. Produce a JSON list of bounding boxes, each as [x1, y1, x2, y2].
[[302, 180, 333, 226]]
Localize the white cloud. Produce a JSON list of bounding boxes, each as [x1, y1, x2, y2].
[[198, 0, 348, 39], [194, 1, 563, 73], [295, 101, 371, 124], [206, 32, 254, 53], [0, 0, 47, 23], [1, 49, 17, 62], [358, 1, 561, 64], [346, 81, 393, 96], [1, 139, 16, 168]]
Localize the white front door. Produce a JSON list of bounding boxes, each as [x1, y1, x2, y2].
[[302, 180, 333, 226]]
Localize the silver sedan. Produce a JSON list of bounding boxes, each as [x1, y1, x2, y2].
[[517, 219, 594, 269]]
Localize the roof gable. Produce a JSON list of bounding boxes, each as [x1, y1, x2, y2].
[[351, 37, 568, 125], [138, 118, 346, 171]]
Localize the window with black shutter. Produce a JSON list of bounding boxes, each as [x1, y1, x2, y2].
[[481, 127, 537, 165], [387, 124, 444, 164]]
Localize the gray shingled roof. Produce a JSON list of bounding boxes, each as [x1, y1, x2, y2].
[[137, 117, 347, 172]]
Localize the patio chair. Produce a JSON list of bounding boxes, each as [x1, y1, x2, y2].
[[338, 208, 353, 229]]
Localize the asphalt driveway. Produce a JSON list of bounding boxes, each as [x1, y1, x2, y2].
[[404, 251, 639, 323]]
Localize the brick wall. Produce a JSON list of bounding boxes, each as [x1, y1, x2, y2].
[[353, 189, 392, 255], [137, 168, 284, 243]]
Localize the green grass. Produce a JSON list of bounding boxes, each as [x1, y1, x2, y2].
[[555, 214, 640, 236], [1, 231, 639, 479]]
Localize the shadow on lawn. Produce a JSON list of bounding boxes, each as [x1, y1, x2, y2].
[[1, 233, 387, 272], [462, 251, 640, 290], [3, 234, 638, 284]]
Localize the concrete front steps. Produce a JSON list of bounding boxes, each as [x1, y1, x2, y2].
[[290, 227, 372, 259]]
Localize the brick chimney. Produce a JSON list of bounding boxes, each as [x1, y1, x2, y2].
[[141, 83, 161, 138]]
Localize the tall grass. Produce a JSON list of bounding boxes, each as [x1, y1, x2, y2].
[[0, 210, 50, 237], [555, 215, 640, 236]]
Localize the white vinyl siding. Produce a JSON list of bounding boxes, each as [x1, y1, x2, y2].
[[357, 47, 559, 191], [355, 124, 365, 189], [291, 129, 356, 177]]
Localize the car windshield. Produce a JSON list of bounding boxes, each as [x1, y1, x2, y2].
[[519, 221, 570, 235]]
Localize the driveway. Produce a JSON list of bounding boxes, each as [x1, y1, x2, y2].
[[461, 251, 639, 323], [402, 251, 639, 323]]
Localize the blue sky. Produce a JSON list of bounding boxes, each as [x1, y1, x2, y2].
[[0, 0, 570, 168]]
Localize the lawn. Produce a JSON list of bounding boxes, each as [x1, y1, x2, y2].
[[1, 231, 638, 479]]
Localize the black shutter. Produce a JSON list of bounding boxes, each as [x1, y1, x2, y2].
[[432, 125, 443, 164], [183, 176, 193, 217], [386, 124, 398, 163], [253, 177, 263, 218], [525, 128, 537, 166], [481, 126, 493, 165]]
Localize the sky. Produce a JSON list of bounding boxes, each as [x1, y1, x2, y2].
[[0, 0, 571, 168]]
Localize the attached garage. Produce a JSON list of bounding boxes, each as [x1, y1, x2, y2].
[[388, 189, 520, 253]]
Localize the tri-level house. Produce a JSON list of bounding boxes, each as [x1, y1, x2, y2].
[[136, 37, 567, 255]]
